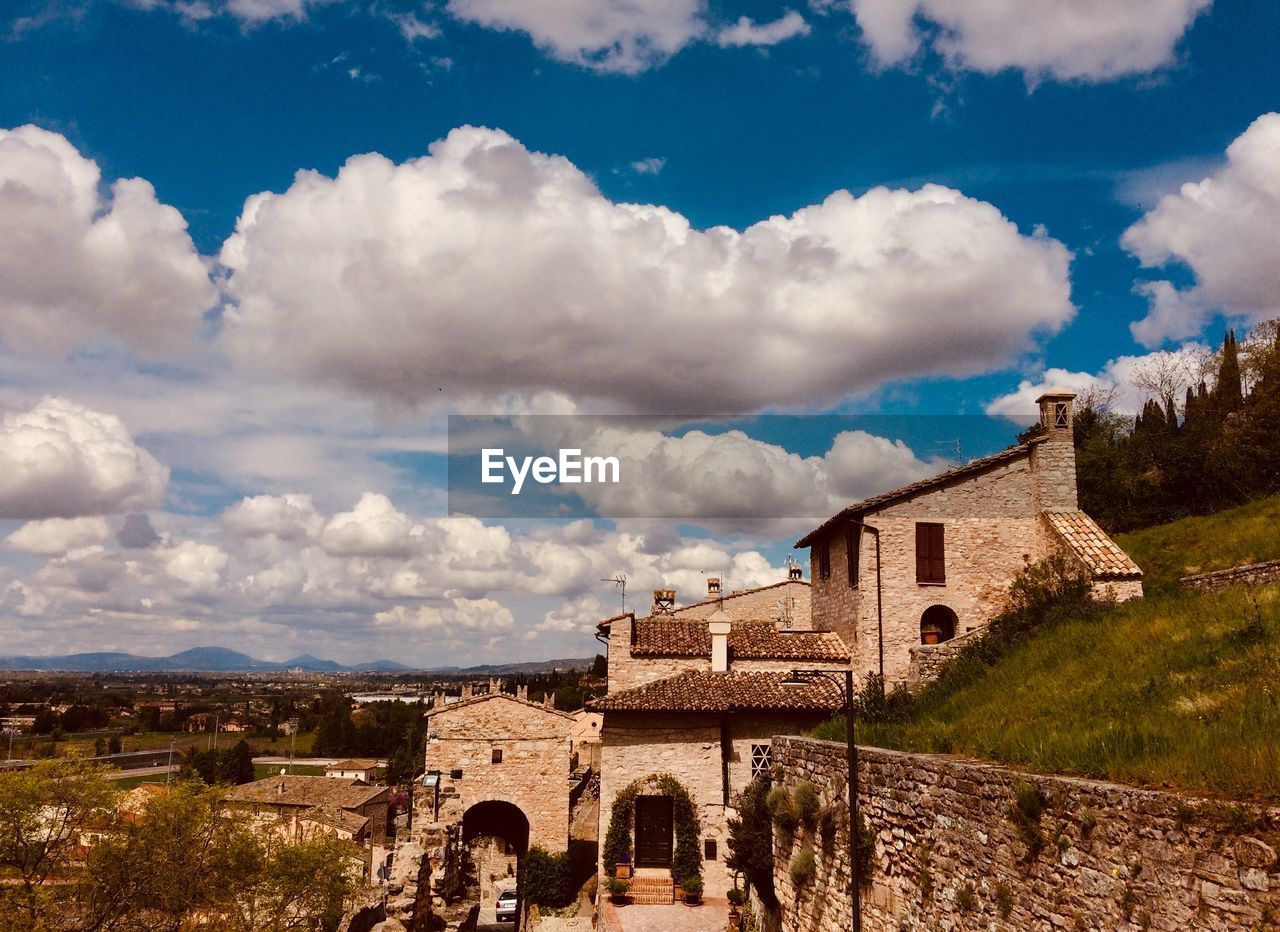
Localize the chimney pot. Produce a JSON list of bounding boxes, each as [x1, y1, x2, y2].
[[706, 576, 721, 597], [788, 564, 803, 580], [652, 588, 676, 614]]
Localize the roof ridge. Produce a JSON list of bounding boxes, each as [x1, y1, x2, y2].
[[796, 439, 1042, 547]]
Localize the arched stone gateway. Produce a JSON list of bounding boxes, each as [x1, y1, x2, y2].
[[423, 692, 575, 853], [462, 799, 530, 855]]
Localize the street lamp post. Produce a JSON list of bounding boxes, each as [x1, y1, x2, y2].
[[782, 668, 859, 932]]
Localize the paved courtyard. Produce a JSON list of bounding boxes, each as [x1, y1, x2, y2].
[[598, 901, 730, 932]]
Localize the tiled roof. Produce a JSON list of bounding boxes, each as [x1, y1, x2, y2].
[[326, 758, 380, 771], [631, 619, 849, 662], [223, 775, 389, 810], [590, 670, 845, 713], [423, 691, 575, 721], [301, 805, 369, 835], [795, 439, 1043, 547], [1044, 511, 1143, 579]]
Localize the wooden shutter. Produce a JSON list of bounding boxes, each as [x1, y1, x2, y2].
[[916, 523, 945, 584], [818, 540, 831, 579], [846, 524, 860, 588]]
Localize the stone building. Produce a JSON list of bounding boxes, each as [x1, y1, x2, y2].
[[421, 691, 575, 856], [222, 774, 391, 844], [796, 391, 1143, 685], [591, 578, 847, 900]]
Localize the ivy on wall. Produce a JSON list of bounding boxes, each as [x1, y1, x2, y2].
[[603, 772, 702, 884]]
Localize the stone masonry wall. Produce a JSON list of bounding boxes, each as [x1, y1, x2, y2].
[[771, 737, 1280, 932], [1181, 559, 1280, 593], [905, 626, 983, 687], [425, 695, 574, 853]]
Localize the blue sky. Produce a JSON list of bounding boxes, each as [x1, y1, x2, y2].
[[0, 0, 1277, 665]]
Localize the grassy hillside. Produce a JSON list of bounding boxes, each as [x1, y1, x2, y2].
[[850, 494, 1280, 800]]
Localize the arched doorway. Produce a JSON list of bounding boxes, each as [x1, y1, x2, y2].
[[920, 605, 958, 645], [463, 801, 530, 917]]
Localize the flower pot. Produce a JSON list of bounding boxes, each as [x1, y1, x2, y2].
[[683, 893, 702, 906], [921, 628, 941, 645]]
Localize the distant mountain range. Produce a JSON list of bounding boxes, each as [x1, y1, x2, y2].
[[0, 646, 594, 674]]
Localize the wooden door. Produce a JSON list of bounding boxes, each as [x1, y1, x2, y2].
[[633, 795, 673, 868]]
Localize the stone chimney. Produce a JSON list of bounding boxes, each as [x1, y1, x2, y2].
[[1034, 391, 1079, 511], [706, 576, 721, 598], [708, 608, 731, 673], [652, 588, 676, 614]]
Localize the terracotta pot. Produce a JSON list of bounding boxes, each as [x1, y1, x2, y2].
[[922, 629, 940, 645]]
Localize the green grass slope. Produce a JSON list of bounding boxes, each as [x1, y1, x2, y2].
[[855, 494, 1280, 800]]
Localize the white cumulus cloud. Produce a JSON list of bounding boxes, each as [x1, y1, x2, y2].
[[842, 0, 1211, 83], [0, 125, 215, 357], [716, 10, 810, 47], [221, 126, 1074, 413], [0, 398, 169, 520], [1122, 112, 1280, 347], [4, 517, 112, 556], [444, 0, 706, 73]]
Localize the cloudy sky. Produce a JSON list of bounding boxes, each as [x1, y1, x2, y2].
[[1, 0, 1277, 666]]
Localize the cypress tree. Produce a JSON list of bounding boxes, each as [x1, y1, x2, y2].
[[1216, 329, 1244, 412]]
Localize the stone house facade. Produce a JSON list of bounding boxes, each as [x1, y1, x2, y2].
[[797, 392, 1143, 685], [222, 774, 391, 844], [422, 692, 575, 855], [591, 580, 846, 899]]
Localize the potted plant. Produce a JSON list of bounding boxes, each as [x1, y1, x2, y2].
[[680, 876, 703, 906], [606, 876, 631, 904], [615, 853, 632, 879], [727, 887, 746, 917]]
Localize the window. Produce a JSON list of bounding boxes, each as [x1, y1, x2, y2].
[[1054, 402, 1069, 429], [491, 748, 503, 764], [915, 522, 946, 584], [704, 838, 718, 861], [817, 540, 831, 580], [450, 768, 463, 780], [846, 524, 860, 589], [750, 743, 772, 781]]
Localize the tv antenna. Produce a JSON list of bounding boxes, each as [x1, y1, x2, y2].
[[600, 573, 627, 612], [932, 438, 964, 461]]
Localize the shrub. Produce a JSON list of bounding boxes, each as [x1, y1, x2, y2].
[[680, 876, 703, 896], [727, 888, 747, 908], [520, 846, 573, 908], [1077, 806, 1098, 840], [767, 785, 797, 844], [1011, 781, 1046, 859], [792, 781, 820, 824], [996, 882, 1012, 918], [956, 883, 975, 912], [788, 847, 816, 887], [727, 777, 777, 908]]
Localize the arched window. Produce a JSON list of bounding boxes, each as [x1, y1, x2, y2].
[[920, 605, 958, 645]]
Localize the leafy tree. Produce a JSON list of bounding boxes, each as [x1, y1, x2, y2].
[[0, 758, 118, 928]]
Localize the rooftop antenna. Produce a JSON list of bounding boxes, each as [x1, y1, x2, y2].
[[932, 438, 964, 462], [600, 573, 627, 612]]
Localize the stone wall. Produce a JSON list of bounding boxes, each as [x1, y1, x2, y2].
[[425, 695, 574, 853], [771, 737, 1280, 932], [905, 626, 984, 687], [1181, 558, 1280, 593]]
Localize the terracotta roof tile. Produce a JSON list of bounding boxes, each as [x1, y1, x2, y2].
[[631, 619, 849, 662], [223, 775, 389, 810], [590, 670, 844, 713], [301, 806, 370, 835], [796, 439, 1042, 547], [1044, 511, 1143, 579]]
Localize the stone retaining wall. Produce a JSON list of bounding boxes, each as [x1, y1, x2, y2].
[[771, 737, 1280, 931], [905, 626, 984, 687], [1180, 558, 1280, 593]]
